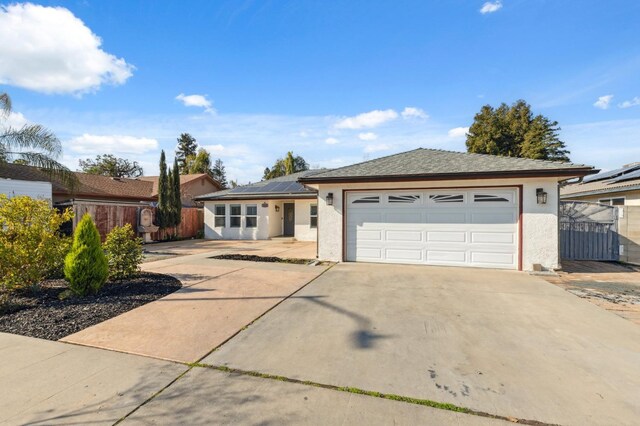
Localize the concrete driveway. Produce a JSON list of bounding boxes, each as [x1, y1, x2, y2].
[[194, 263, 640, 425], [63, 244, 328, 363]]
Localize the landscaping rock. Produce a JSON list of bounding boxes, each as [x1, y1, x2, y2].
[[0, 273, 181, 341]]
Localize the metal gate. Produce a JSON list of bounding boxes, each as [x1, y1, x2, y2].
[[560, 201, 619, 261]]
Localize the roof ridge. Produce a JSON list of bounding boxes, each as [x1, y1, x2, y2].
[[309, 148, 423, 177], [426, 148, 589, 167]]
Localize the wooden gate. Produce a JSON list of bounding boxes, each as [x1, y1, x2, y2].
[[560, 201, 619, 261]]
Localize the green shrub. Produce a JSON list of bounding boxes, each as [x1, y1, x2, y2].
[[103, 224, 143, 280], [0, 195, 74, 292], [64, 213, 108, 296]]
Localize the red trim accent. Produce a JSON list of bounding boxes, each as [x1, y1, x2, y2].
[[342, 184, 524, 270], [342, 190, 347, 262], [517, 185, 523, 271]]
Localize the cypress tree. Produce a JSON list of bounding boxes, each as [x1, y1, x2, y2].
[[64, 214, 108, 296], [157, 150, 170, 228], [172, 158, 182, 226]]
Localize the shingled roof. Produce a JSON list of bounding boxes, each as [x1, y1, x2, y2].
[[138, 174, 221, 196], [0, 163, 155, 201], [299, 148, 596, 183]]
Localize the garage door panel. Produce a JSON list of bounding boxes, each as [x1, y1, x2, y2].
[[470, 211, 516, 224], [471, 232, 514, 244], [470, 251, 515, 265], [355, 247, 383, 260], [427, 212, 467, 223], [426, 231, 466, 243], [426, 250, 467, 263], [385, 248, 423, 261], [355, 229, 383, 241], [346, 188, 518, 269], [386, 230, 423, 242]]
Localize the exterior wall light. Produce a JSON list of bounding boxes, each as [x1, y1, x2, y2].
[[536, 188, 548, 205], [326, 192, 334, 206], [275, 205, 280, 212]]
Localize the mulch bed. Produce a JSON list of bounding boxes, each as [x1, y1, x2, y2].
[[0, 273, 182, 341], [209, 253, 314, 265]]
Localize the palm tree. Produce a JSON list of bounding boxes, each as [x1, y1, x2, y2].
[[0, 92, 77, 189]]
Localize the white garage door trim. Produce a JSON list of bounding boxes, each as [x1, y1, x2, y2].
[[344, 187, 521, 270]]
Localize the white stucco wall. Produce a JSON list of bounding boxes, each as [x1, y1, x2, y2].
[[203, 198, 318, 241], [0, 178, 52, 204], [311, 177, 562, 271], [294, 199, 318, 242], [204, 201, 270, 240]]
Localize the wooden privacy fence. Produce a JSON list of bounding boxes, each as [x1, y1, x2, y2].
[[72, 202, 204, 241], [560, 201, 619, 261]]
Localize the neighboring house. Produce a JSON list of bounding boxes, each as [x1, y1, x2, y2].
[[560, 162, 640, 205], [139, 174, 222, 207], [298, 148, 594, 271], [0, 164, 221, 207], [196, 170, 319, 242], [0, 178, 52, 202]]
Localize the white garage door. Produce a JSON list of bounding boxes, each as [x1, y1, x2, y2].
[[346, 188, 519, 269]]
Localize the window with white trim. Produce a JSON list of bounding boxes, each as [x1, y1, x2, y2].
[[214, 204, 226, 227], [352, 195, 380, 204], [599, 197, 625, 206], [230, 204, 241, 228], [429, 194, 464, 203], [310, 204, 318, 228], [389, 194, 421, 203], [245, 204, 258, 228]]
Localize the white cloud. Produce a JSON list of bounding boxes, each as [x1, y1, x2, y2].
[[358, 132, 378, 141], [2, 111, 28, 129], [325, 137, 340, 145], [593, 94, 614, 109], [401, 107, 428, 120], [364, 143, 392, 153], [448, 127, 469, 138], [335, 109, 399, 129], [175, 93, 215, 114], [68, 134, 158, 154], [201, 144, 252, 158], [0, 3, 133, 95], [480, 1, 503, 14], [618, 97, 640, 109]]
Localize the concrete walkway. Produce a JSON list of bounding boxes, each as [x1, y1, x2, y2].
[[0, 332, 186, 425], [62, 250, 329, 362], [143, 239, 318, 260]]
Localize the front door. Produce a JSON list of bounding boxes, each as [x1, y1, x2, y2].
[[283, 203, 295, 236]]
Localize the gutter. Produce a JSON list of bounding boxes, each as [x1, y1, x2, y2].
[[298, 168, 597, 184], [195, 193, 318, 202], [560, 183, 640, 199]]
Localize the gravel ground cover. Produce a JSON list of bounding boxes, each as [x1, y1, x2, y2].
[[0, 273, 182, 340]]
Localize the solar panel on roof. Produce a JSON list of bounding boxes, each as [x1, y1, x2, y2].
[[608, 168, 640, 183], [583, 163, 640, 183]]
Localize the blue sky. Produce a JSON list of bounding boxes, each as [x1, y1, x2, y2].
[[1, 0, 639, 182]]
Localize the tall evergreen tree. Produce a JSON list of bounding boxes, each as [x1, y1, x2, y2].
[[172, 158, 182, 226], [466, 100, 570, 162], [262, 151, 309, 180], [175, 133, 198, 174], [211, 158, 228, 189], [156, 150, 170, 228]]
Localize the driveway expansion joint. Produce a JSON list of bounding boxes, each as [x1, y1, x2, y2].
[[189, 364, 558, 426]]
